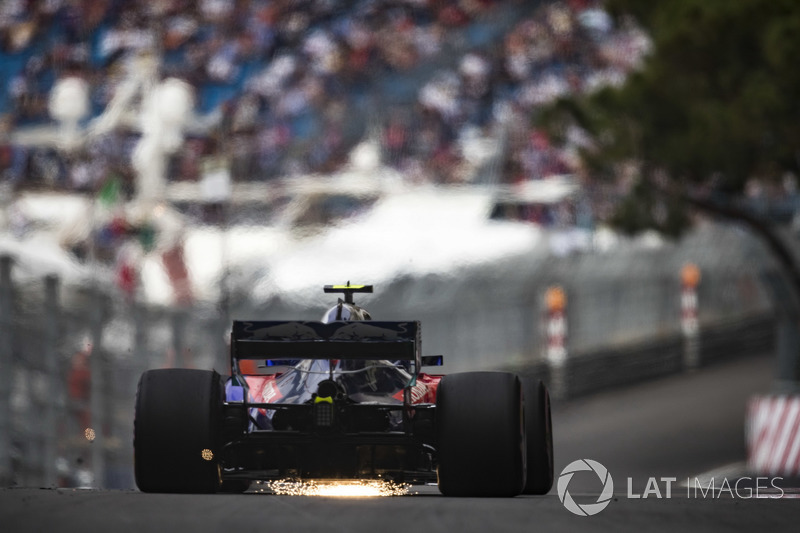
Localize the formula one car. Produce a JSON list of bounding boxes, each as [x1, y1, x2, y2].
[[134, 284, 553, 496]]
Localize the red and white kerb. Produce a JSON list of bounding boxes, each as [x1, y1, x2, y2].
[[747, 395, 800, 476]]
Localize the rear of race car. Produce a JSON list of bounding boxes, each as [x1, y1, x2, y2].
[[132, 284, 553, 496], [218, 319, 440, 485]]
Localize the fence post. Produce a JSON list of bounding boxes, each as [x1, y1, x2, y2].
[[89, 287, 105, 488], [0, 255, 14, 485], [681, 263, 701, 370], [545, 286, 568, 399], [43, 274, 61, 487]]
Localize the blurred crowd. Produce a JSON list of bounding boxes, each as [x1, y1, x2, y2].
[[384, 0, 650, 188], [0, 0, 649, 202]]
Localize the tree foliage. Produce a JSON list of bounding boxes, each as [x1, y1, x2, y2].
[[543, 0, 800, 235]]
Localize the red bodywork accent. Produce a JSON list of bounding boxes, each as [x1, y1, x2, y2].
[[243, 373, 443, 405], [244, 376, 284, 416]]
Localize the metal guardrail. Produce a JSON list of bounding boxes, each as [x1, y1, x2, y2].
[[508, 313, 775, 399]]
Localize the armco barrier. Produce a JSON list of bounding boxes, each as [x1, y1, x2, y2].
[[508, 313, 775, 400], [567, 335, 684, 398], [700, 314, 776, 365]]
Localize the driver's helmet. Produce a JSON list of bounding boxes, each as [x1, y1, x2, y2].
[[321, 301, 372, 323], [321, 300, 374, 372]]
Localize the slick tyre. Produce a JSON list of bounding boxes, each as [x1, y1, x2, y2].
[[134, 369, 223, 493], [220, 480, 251, 493], [522, 379, 554, 495], [436, 371, 525, 497]]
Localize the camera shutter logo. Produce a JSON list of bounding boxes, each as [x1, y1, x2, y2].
[[557, 459, 614, 516]]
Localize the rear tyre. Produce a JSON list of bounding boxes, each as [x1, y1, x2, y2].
[[522, 379, 554, 495], [134, 369, 223, 493], [220, 480, 251, 493], [436, 371, 525, 497]]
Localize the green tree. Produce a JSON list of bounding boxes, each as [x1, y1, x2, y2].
[[542, 0, 800, 384]]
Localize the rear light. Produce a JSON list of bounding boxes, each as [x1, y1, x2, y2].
[[313, 379, 339, 428], [313, 401, 334, 427]]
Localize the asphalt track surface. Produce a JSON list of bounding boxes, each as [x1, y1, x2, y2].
[[1, 353, 797, 533]]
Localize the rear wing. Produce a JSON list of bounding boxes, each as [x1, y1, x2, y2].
[[231, 320, 421, 365]]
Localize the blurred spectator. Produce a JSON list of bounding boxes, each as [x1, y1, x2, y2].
[[1, 0, 653, 232]]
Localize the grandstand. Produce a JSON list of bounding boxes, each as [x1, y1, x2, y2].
[[2, 1, 647, 187], [0, 1, 654, 302]]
